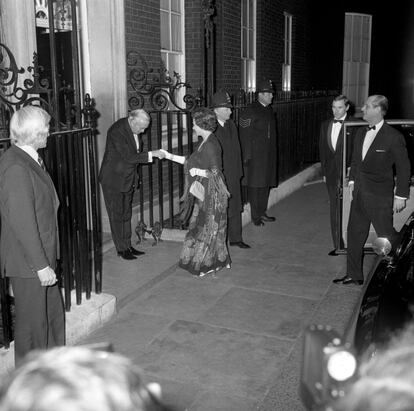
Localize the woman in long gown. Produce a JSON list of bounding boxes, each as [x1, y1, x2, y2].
[[162, 107, 231, 277]]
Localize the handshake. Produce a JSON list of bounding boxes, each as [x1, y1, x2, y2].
[[151, 149, 167, 159]]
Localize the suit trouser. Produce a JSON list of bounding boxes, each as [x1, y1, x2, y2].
[[11, 277, 65, 365], [248, 186, 269, 223], [228, 212, 242, 243], [347, 191, 395, 281], [326, 179, 341, 249], [102, 185, 134, 252]]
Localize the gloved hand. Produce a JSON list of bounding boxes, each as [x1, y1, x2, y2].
[[189, 168, 207, 178]]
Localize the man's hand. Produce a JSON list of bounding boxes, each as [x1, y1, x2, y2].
[[152, 150, 166, 159], [348, 181, 354, 201], [37, 266, 57, 287], [394, 197, 406, 213]]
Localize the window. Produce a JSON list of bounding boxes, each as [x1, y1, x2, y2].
[[241, 0, 256, 92], [160, 0, 185, 107], [342, 13, 372, 112], [282, 12, 292, 91]]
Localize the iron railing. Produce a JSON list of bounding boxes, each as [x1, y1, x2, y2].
[[131, 87, 337, 229], [0, 37, 101, 347]]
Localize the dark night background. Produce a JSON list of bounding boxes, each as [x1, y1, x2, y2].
[[309, 0, 414, 118]]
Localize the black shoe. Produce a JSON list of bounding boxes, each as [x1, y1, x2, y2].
[[333, 275, 363, 285], [129, 246, 145, 256], [117, 250, 137, 260], [261, 214, 276, 222], [328, 249, 339, 256], [230, 241, 251, 249], [253, 219, 265, 226]]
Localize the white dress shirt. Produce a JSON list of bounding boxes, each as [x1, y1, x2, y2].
[[331, 115, 346, 151]]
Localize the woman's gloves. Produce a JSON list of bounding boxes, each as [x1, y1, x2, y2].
[[189, 168, 207, 178], [159, 149, 185, 164]]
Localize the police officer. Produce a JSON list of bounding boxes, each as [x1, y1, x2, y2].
[[239, 80, 278, 226], [212, 91, 250, 249]]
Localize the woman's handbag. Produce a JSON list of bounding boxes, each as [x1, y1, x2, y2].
[[189, 180, 205, 201]]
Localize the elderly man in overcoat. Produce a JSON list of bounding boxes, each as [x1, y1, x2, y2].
[[212, 91, 250, 249], [239, 79, 278, 226]]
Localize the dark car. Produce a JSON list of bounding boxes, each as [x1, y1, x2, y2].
[[299, 211, 414, 411], [353, 211, 414, 355]]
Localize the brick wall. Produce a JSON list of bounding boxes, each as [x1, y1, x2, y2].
[[215, 0, 242, 95], [184, 0, 204, 97], [124, 0, 161, 105], [256, 0, 313, 91]]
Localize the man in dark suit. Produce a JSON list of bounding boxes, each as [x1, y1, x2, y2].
[[99, 109, 164, 260], [239, 80, 278, 226], [0, 106, 65, 364], [334, 95, 411, 285], [319, 95, 356, 256], [212, 91, 250, 249]]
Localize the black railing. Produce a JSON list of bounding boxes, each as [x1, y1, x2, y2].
[[0, 98, 101, 349]]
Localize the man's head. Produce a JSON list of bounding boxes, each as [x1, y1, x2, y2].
[[257, 79, 274, 107], [331, 95, 350, 120], [0, 346, 168, 411], [362, 95, 388, 125], [128, 109, 151, 135], [211, 91, 232, 123], [9, 106, 51, 150]]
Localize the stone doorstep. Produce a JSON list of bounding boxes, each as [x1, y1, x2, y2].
[[0, 163, 322, 374], [0, 291, 116, 375]]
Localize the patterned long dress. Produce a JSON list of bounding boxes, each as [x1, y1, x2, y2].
[[179, 134, 231, 276]]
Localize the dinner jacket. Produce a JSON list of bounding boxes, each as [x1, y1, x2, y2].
[[99, 117, 150, 192], [215, 119, 243, 216], [349, 122, 411, 203], [0, 145, 60, 278], [239, 101, 278, 188], [319, 115, 356, 185]]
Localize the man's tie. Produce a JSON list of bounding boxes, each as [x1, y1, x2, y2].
[[333, 119, 343, 124], [38, 156, 47, 172], [367, 125, 376, 131]]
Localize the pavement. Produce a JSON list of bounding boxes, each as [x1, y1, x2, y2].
[[0, 164, 382, 410], [76, 171, 375, 411]]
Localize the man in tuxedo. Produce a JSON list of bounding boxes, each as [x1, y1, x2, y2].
[[319, 95, 356, 256], [0, 106, 65, 364], [212, 91, 250, 249], [239, 79, 278, 226], [334, 95, 411, 285], [99, 109, 164, 260]]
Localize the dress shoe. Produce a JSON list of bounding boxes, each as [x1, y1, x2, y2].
[[328, 249, 338, 256], [253, 219, 265, 226], [129, 246, 145, 256], [229, 241, 251, 249], [333, 275, 363, 285], [117, 250, 137, 260], [261, 214, 276, 222]]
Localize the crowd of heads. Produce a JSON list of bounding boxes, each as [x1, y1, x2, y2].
[[0, 347, 171, 411]]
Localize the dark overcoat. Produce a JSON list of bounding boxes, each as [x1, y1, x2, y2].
[[238, 101, 278, 188], [215, 119, 243, 216]]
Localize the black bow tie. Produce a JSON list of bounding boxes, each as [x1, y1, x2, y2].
[[333, 119, 343, 124], [367, 125, 376, 131]]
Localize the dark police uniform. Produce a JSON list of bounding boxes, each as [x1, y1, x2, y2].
[[239, 80, 278, 225], [212, 91, 245, 245]]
